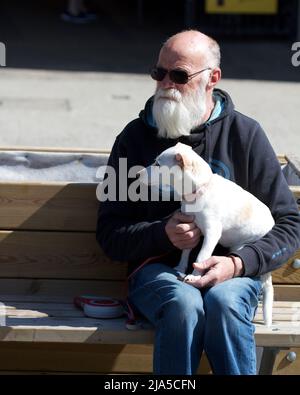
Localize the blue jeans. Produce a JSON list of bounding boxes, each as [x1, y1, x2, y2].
[[128, 263, 262, 375]]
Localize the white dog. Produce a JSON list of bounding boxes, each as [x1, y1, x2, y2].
[[138, 142, 274, 326]]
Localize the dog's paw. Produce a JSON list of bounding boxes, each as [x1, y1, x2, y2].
[[184, 274, 197, 283]]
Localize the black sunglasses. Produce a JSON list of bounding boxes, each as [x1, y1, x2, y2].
[[150, 66, 212, 85]]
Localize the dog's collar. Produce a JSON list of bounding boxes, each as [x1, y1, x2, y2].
[[182, 177, 212, 203]]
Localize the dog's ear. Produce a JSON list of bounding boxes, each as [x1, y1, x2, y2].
[[175, 152, 191, 169], [175, 153, 184, 168]]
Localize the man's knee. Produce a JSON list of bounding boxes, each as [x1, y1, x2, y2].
[[203, 279, 254, 321], [129, 263, 205, 325], [158, 285, 205, 325]]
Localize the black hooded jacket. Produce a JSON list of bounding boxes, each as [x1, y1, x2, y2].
[[96, 89, 300, 277]]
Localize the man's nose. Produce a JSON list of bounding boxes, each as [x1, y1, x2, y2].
[[158, 73, 176, 89]]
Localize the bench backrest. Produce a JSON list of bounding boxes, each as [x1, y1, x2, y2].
[[0, 149, 127, 303], [0, 149, 299, 303]]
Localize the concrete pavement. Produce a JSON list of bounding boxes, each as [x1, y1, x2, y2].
[[0, 0, 299, 155], [0, 68, 299, 156]]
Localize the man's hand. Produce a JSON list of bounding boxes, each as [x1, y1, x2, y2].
[[184, 255, 244, 288], [165, 212, 201, 250]]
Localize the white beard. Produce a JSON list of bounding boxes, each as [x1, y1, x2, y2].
[[152, 80, 208, 139]]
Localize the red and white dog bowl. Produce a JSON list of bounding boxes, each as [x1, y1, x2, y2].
[[74, 295, 125, 319]]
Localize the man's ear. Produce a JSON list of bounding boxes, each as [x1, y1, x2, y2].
[[207, 68, 221, 90]]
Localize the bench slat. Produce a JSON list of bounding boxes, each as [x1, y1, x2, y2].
[[2, 308, 298, 321], [274, 285, 300, 301], [0, 183, 298, 233], [0, 343, 154, 374], [0, 183, 98, 232], [0, 231, 127, 280], [0, 318, 155, 344], [272, 251, 300, 284], [0, 312, 299, 348], [0, 229, 299, 284], [0, 299, 299, 348], [0, 279, 126, 301], [0, 281, 298, 304]]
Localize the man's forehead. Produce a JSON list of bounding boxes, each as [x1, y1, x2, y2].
[[158, 42, 206, 68]]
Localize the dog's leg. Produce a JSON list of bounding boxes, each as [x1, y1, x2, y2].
[[261, 273, 273, 327], [174, 249, 191, 276], [185, 222, 222, 282]]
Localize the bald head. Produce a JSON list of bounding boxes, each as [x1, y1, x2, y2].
[[160, 30, 220, 69]]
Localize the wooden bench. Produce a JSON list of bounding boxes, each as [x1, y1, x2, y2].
[[0, 147, 299, 375]]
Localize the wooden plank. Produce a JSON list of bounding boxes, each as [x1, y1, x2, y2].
[[0, 279, 127, 301], [277, 154, 288, 165], [258, 301, 300, 307], [0, 182, 296, 235], [0, 343, 153, 373], [0, 295, 100, 304], [1, 308, 84, 319], [0, 183, 99, 232], [1, 301, 298, 320], [255, 314, 299, 321], [0, 146, 110, 154], [0, 283, 294, 307], [0, 148, 284, 160], [254, 324, 300, 348], [290, 186, 300, 207], [0, 304, 287, 315], [0, 298, 299, 349], [274, 285, 300, 301], [0, 317, 155, 344], [0, 342, 212, 374], [1, 300, 298, 321], [2, 306, 298, 321], [286, 154, 300, 176], [0, 312, 299, 347], [272, 251, 300, 284], [0, 231, 127, 280], [3, 302, 84, 310], [290, 186, 300, 196], [3, 226, 297, 283], [0, 346, 297, 375]]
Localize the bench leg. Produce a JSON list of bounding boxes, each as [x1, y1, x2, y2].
[[258, 347, 280, 375]]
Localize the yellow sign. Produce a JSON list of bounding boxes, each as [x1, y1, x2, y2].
[[205, 0, 278, 14]]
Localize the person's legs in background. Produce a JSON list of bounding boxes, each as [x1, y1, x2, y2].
[[61, 0, 97, 24]]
